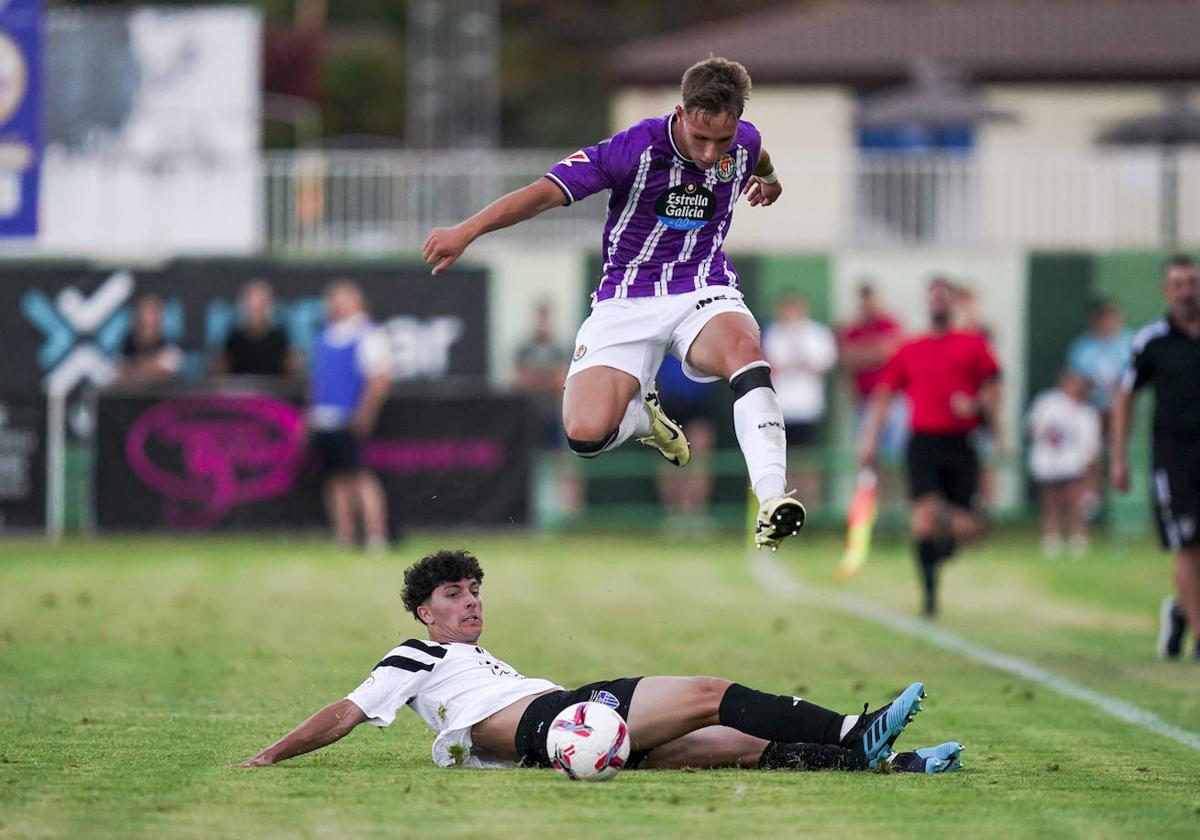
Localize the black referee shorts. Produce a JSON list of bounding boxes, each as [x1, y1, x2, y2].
[[905, 432, 980, 510], [313, 429, 361, 475], [515, 677, 650, 769], [1151, 436, 1200, 551]]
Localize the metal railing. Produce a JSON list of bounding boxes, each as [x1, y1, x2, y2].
[[261, 147, 1200, 255]]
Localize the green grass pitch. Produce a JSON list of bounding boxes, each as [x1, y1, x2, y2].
[[2, 530, 1199, 838]]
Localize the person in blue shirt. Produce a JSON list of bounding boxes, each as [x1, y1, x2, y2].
[[1065, 299, 1133, 517], [1067, 300, 1133, 416], [309, 281, 393, 550]]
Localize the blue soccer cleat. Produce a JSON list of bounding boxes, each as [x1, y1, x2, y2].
[[842, 681, 926, 769], [888, 741, 965, 773]]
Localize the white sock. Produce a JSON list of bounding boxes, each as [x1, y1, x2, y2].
[[602, 397, 650, 453], [839, 714, 860, 741], [732, 386, 787, 504]]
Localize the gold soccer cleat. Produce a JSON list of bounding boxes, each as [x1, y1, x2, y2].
[[754, 493, 806, 551], [636, 389, 690, 467]]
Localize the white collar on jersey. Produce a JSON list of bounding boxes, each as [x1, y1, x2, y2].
[[665, 113, 696, 165]]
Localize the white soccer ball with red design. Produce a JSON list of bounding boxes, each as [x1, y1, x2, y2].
[[545, 701, 630, 782]]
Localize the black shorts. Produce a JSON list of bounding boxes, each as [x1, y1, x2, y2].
[[905, 432, 980, 509], [514, 677, 649, 769], [313, 429, 361, 475], [1151, 437, 1200, 550]]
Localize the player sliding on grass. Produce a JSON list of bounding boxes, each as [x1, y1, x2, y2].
[[240, 550, 965, 774], [422, 57, 804, 550]]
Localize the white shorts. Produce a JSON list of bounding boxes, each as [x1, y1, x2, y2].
[[566, 287, 758, 394]]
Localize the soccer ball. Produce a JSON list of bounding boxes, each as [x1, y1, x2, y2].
[[546, 701, 630, 782]]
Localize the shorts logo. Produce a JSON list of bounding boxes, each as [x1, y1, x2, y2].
[[573, 344, 587, 362], [589, 690, 620, 710], [716, 154, 735, 182], [654, 182, 716, 231], [695, 294, 730, 311]]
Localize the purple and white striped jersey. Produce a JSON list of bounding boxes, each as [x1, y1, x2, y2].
[[545, 113, 761, 302]]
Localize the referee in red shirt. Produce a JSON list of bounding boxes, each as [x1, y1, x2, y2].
[[858, 278, 1004, 617]]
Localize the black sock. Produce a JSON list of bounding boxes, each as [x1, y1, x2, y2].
[[916, 540, 940, 613], [934, 536, 957, 562], [758, 741, 867, 771], [718, 684, 844, 745]]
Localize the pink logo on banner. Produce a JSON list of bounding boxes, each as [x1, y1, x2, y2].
[[363, 439, 504, 474], [125, 394, 307, 528]]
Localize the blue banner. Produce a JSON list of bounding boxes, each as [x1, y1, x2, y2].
[[0, 0, 40, 237]]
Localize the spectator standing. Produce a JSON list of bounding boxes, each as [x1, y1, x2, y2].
[[840, 282, 907, 463], [513, 301, 581, 520], [1067, 300, 1133, 515], [654, 354, 717, 535], [1026, 371, 1101, 558], [114, 294, 184, 386], [762, 294, 837, 507], [309, 281, 392, 550], [212, 280, 299, 377]]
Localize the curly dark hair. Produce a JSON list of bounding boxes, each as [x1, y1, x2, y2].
[[401, 549, 485, 624]]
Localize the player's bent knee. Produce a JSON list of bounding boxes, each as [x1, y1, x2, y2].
[[566, 428, 618, 459], [691, 676, 733, 710], [729, 362, 773, 399]]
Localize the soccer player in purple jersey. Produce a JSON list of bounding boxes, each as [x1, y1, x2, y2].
[[423, 58, 804, 549]]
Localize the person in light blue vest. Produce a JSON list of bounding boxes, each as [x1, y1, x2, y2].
[[310, 280, 392, 550]]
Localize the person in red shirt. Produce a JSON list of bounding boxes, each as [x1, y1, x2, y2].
[[840, 282, 907, 461], [858, 278, 1004, 617]]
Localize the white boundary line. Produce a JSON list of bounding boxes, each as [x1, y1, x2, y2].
[[749, 551, 1200, 752]]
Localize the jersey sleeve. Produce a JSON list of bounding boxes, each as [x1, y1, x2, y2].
[[878, 343, 910, 392], [975, 338, 1001, 384], [355, 328, 392, 379], [544, 124, 644, 205], [345, 651, 434, 727], [739, 119, 763, 175], [1121, 335, 1155, 392]]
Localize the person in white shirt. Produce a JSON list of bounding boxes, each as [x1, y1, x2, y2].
[[1026, 371, 1101, 558], [762, 294, 837, 506], [238, 550, 964, 774]]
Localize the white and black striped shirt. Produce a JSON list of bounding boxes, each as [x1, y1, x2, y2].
[[346, 638, 560, 768]]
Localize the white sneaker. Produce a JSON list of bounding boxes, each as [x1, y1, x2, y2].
[[636, 389, 689, 467], [754, 493, 806, 551]]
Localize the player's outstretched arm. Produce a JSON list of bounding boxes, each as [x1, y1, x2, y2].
[[422, 177, 567, 275], [742, 146, 782, 207], [1109, 387, 1136, 493], [238, 699, 367, 767]]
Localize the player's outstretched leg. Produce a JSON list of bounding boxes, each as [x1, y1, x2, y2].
[[636, 389, 690, 467]]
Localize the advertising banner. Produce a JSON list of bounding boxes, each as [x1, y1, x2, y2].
[[94, 387, 529, 531], [0, 0, 41, 237], [0, 394, 46, 532], [2, 260, 488, 398]]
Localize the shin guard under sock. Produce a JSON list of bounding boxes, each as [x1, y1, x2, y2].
[[718, 684, 844, 745]]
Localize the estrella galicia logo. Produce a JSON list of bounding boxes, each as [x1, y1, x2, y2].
[[589, 690, 620, 710], [654, 182, 716, 231]]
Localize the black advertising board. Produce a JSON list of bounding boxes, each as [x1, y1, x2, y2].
[[93, 386, 530, 531], [0, 260, 488, 397], [0, 395, 47, 533]]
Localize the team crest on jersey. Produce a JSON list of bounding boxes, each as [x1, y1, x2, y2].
[[654, 182, 717, 231], [559, 150, 590, 167], [573, 344, 587, 361], [716, 153, 736, 182]]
